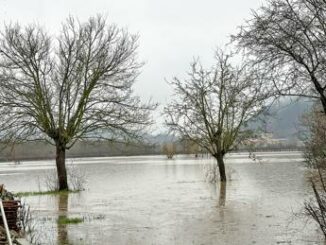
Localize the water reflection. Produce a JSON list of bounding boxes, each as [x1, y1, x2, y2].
[[1, 153, 324, 244], [57, 193, 69, 245], [208, 182, 227, 206], [218, 182, 226, 207]]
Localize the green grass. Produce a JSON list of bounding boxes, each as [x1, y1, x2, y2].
[[57, 216, 84, 225], [15, 189, 80, 197]]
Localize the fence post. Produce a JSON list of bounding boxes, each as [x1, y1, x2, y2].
[[0, 199, 13, 245]]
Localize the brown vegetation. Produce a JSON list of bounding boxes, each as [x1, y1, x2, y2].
[[162, 143, 176, 159]]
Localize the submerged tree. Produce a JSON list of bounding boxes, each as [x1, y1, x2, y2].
[[234, 0, 326, 235], [302, 104, 326, 238], [164, 50, 271, 182], [302, 104, 326, 169], [234, 0, 326, 114], [0, 15, 155, 190]]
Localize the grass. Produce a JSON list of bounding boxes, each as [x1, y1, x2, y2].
[[57, 216, 84, 225], [15, 189, 80, 197]]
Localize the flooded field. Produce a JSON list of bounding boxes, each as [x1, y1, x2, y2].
[[0, 152, 324, 244]]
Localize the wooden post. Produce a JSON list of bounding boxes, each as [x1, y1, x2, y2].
[[0, 198, 13, 245]]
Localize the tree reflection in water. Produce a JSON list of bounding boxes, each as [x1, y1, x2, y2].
[[58, 193, 69, 244], [208, 181, 227, 207], [218, 182, 226, 207]]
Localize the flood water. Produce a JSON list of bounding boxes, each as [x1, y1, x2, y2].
[[0, 152, 324, 244]]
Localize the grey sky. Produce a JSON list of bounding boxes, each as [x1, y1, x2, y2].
[[0, 0, 263, 105]]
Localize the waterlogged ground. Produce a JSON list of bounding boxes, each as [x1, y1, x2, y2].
[[0, 152, 324, 245]]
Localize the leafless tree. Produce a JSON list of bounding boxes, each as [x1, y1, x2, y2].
[[233, 0, 326, 236], [302, 104, 326, 169], [302, 104, 326, 237], [0, 15, 155, 190], [305, 177, 326, 238], [164, 50, 271, 182], [233, 0, 326, 113]]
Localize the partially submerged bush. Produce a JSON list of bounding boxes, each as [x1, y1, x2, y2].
[[302, 105, 326, 237], [305, 170, 326, 238], [40, 162, 87, 192], [18, 202, 41, 244], [162, 143, 176, 159], [302, 105, 326, 169], [202, 163, 237, 183]]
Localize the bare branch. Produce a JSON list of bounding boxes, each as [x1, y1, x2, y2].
[[233, 0, 326, 113], [164, 49, 272, 181]]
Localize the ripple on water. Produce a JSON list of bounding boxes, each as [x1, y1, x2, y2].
[[1, 153, 324, 244]]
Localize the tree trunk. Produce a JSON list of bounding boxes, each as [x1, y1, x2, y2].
[[321, 96, 326, 115], [216, 154, 227, 182], [56, 143, 69, 191]]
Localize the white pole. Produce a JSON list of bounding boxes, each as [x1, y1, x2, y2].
[[0, 199, 13, 245]]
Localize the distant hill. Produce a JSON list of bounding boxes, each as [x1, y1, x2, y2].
[[152, 98, 314, 143], [252, 99, 313, 140]]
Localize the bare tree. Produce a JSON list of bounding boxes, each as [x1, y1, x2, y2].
[[164, 50, 271, 182], [305, 177, 326, 239], [0, 15, 155, 190], [233, 0, 326, 236], [233, 0, 326, 113], [302, 104, 326, 169], [301, 104, 326, 237]]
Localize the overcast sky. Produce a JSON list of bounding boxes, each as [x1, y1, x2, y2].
[[0, 0, 264, 130]]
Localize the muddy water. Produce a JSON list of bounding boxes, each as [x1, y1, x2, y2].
[[0, 152, 324, 244]]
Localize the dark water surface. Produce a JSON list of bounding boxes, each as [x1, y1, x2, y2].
[[0, 152, 324, 244]]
